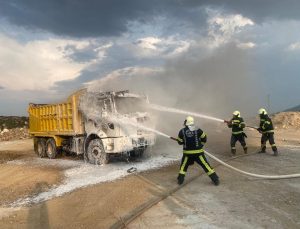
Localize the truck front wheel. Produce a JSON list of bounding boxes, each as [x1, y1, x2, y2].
[[35, 138, 47, 158], [130, 147, 145, 158], [86, 139, 109, 165], [46, 138, 57, 159]]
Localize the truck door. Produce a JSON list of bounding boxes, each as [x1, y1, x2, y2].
[[100, 98, 120, 137]]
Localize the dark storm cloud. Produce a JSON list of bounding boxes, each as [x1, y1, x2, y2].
[[1, 1, 299, 38], [0, 0, 183, 37], [206, 0, 300, 23]]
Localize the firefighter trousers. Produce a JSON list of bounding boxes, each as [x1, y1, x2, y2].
[[261, 133, 277, 152], [230, 133, 247, 154], [230, 133, 247, 148], [179, 153, 218, 180]]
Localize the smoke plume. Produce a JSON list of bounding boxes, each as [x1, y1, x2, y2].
[[84, 42, 262, 135]]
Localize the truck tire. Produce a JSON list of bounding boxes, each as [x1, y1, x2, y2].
[[130, 147, 145, 158], [46, 138, 57, 159], [86, 139, 109, 165], [35, 138, 47, 158]]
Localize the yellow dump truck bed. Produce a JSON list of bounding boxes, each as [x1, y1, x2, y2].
[[28, 90, 85, 136]]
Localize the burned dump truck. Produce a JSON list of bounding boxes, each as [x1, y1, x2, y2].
[[28, 89, 155, 165]]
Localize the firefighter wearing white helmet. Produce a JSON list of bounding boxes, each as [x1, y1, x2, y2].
[[184, 116, 194, 126], [233, 110, 240, 117], [176, 116, 219, 186], [224, 110, 247, 155], [258, 108, 267, 115], [257, 108, 278, 156]]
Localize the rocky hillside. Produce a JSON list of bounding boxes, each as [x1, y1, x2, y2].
[[272, 112, 300, 129], [0, 116, 30, 141], [0, 128, 30, 141]]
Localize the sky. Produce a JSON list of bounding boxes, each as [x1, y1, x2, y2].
[[0, 0, 300, 116]]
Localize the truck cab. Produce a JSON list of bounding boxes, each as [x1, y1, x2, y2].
[[82, 90, 156, 165]]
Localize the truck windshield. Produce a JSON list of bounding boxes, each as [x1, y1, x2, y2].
[[115, 97, 147, 114]]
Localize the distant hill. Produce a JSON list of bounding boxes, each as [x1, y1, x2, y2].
[[272, 112, 300, 129], [0, 116, 28, 130], [284, 105, 300, 112]]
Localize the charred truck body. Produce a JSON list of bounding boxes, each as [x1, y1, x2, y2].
[[28, 89, 155, 165]]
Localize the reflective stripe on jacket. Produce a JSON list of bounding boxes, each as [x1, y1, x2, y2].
[[259, 115, 274, 133], [178, 126, 207, 154], [228, 117, 245, 135]]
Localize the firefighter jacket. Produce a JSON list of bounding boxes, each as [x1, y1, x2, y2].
[[227, 117, 245, 135], [258, 115, 274, 133], [177, 126, 207, 154]]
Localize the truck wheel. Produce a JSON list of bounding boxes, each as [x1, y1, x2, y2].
[[46, 138, 57, 159], [86, 139, 109, 165], [130, 147, 145, 158], [35, 138, 47, 158]]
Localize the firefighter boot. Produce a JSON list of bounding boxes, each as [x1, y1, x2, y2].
[[209, 173, 220, 186], [231, 148, 236, 156], [177, 174, 185, 185], [243, 146, 248, 154], [259, 145, 266, 153], [272, 146, 278, 156]]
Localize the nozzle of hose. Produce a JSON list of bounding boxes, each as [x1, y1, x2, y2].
[[170, 136, 178, 141]]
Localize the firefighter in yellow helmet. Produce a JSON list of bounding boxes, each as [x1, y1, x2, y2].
[[257, 108, 278, 156], [176, 116, 219, 185], [225, 111, 247, 155]]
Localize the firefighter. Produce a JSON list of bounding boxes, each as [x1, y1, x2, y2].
[[225, 111, 247, 155], [176, 116, 219, 186], [257, 108, 278, 156]]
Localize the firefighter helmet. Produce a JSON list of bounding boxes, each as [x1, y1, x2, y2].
[[233, 110, 241, 117], [185, 116, 194, 126], [258, 108, 267, 115]]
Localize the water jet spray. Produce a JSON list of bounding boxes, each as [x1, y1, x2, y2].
[[149, 104, 224, 123]]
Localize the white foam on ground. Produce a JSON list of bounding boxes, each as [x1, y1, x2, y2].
[[9, 145, 180, 207]]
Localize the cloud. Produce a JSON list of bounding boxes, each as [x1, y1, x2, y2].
[[133, 36, 191, 58], [63, 41, 113, 63], [2, 1, 300, 38], [0, 85, 4, 90], [237, 42, 256, 49], [207, 13, 254, 47], [0, 35, 95, 91], [288, 42, 300, 51], [51, 11, 255, 97], [0, 0, 180, 37], [206, 0, 300, 23]]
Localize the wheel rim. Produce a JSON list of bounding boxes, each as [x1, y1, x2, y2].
[[37, 143, 43, 156], [91, 146, 105, 164], [47, 144, 53, 157]]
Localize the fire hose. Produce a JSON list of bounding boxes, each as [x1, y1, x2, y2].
[[169, 137, 300, 179], [224, 120, 258, 130]]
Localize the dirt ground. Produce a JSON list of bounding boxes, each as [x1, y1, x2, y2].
[[0, 140, 63, 206], [0, 128, 299, 228]]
